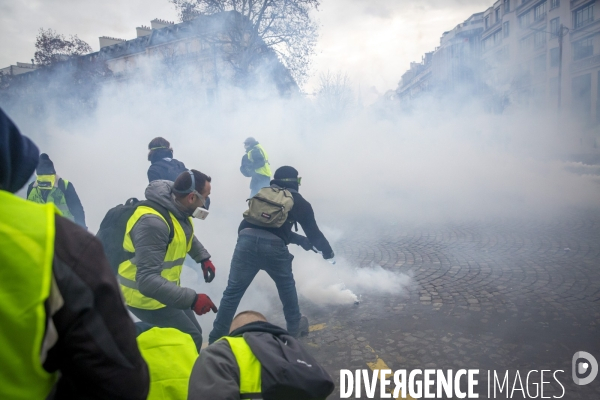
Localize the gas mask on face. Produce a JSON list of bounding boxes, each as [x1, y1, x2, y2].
[[172, 171, 210, 220]]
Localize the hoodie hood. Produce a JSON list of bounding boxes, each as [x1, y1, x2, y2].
[[144, 180, 189, 219], [0, 108, 39, 193]]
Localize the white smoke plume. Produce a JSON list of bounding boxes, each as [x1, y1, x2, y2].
[[4, 53, 600, 332]]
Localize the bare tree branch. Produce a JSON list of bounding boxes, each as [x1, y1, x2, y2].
[[169, 0, 319, 85], [34, 28, 92, 67]]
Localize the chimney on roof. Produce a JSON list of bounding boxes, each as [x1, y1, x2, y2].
[[136, 25, 152, 37], [151, 19, 174, 30], [99, 36, 125, 49]]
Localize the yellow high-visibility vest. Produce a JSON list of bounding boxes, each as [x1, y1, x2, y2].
[[137, 327, 198, 400], [222, 336, 262, 398], [247, 144, 271, 177], [27, 175, 75, 221], [118, 206, 192, 310], [0, 190, 58, 399]]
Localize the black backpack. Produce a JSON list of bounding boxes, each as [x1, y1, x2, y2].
[[244, 332, 334, 400], [96, 198, 174, 274]]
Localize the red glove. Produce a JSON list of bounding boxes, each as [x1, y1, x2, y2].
[[192, 294, 218, 315], [201, 260, 216, 283]]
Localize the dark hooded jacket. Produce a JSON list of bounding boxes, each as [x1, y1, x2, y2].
[[0, 108, 149, 399], [188, 321, 289, 400], [147, 148, 188, 183], [238, 179, 333, 258]]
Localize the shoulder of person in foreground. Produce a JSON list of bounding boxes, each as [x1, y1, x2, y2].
[[46, 215, 149, 400], [188, 339, 240, 400]]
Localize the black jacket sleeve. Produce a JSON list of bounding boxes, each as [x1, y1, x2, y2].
[[147, 164, 161, 183], [240, 154, 253, 177], [62, 180, 86, 229], [292, 194, 333, 257], [46, 216, 149, 400]]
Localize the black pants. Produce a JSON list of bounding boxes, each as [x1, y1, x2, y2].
[[129, 306, 203, 351]]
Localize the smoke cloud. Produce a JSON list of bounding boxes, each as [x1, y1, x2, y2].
[[3, 50, 599, 333]]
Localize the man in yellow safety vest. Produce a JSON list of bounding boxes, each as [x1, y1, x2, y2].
[[240, 137, 271, 197], [0, 108, 149, 399], [26, 153, 87, 228]]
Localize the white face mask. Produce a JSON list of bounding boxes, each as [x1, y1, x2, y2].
[[192, 207, 209, 220]]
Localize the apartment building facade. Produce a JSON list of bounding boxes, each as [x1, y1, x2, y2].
[[1, 12, 297, 104], [397, 0, 600, 129]]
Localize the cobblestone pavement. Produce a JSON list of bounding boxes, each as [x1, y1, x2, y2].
[[286, 212, 600, 399]]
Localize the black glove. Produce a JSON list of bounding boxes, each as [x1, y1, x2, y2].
[[298, 236, 313, 251], [322, 250, 335, 260]]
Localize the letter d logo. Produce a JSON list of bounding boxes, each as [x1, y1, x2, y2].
[[572, 351, 598, 385]]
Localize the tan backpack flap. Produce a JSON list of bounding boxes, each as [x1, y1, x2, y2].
[[243, 187, 295, 228]]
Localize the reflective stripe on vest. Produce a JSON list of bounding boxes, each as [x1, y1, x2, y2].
[[247, 144, 271, 177], [221, 336, 262, 399], [137, 327, 198, 400], [118, 206, 192, 310], [27, 176, 74, 221], [0, 191, 58, 399]]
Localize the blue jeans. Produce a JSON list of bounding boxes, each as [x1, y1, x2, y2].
[[249, 174, 271, 198], [209, 235, 300, 343]]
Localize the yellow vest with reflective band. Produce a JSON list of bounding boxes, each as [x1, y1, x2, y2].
[[137, 327, 198, 400], [0, 191, 58, 399], [118, 206, 193, 310], [221, 336, 262, 399], [27, 175, 75, 221], [247, 144, 271, 177]]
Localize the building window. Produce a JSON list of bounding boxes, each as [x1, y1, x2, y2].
[[550, 0, 559, 10], [485, 15, 490, 29], [534, 2, 547, 21], [550, 17, 560, 38], [572, 73, 592, 121], [520, 35, 534, 50], [534, 31, 547, 49], [550, 47, 560, 67], [504, 0, 511, 12], [573, 37, 594, 60], [574, 3, 594, 29], [504, 21, 510, 37], [519, 11, 531, 28], [496, 8, 501, 22], [534, 54, 547, 71]]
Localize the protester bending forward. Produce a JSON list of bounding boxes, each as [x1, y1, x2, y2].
[[118, 170, 218, 351], [209, 166, 334, 344]]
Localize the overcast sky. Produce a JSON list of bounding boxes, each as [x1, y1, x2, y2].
[[0, 0, 488, 94]]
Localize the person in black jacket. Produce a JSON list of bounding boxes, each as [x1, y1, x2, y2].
[[147, 137, 210, 209], [208, 166, 334, 344], [26, 153, 87, 228], [0, 108, 149, 399], [147, 137, 187, 182]]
